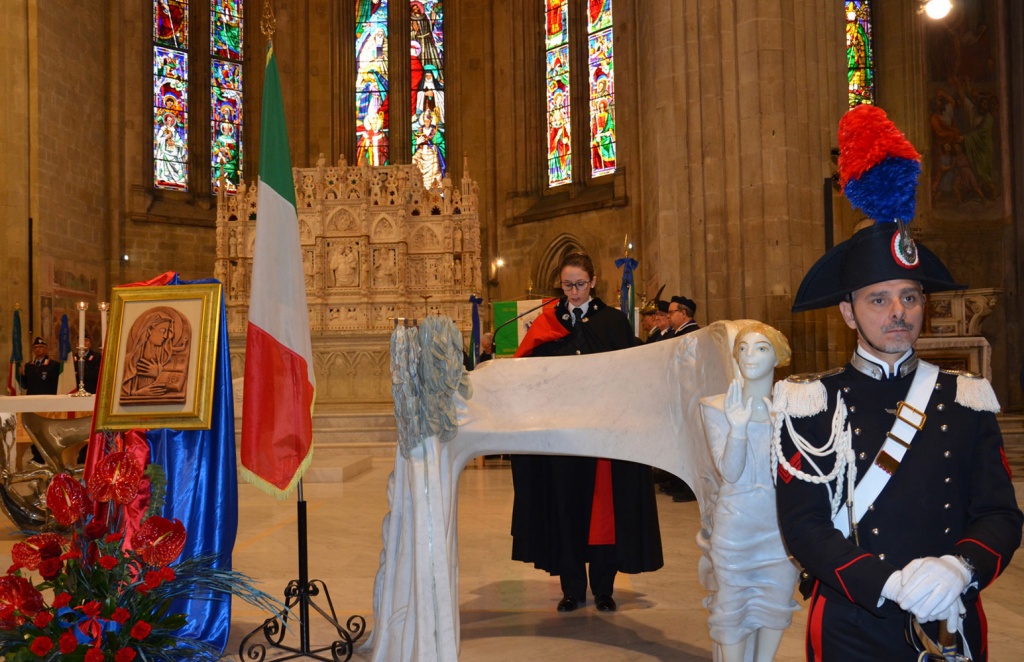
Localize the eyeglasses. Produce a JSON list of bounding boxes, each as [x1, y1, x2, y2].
[[561, 280, 591, 291]]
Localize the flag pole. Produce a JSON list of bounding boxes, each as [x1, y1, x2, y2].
[[237, 2, 364, 659]]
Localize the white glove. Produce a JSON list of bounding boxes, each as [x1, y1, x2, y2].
[[878, 570, 902, 608], [895, 556, 971, 623], [944, 598, 965, 634]]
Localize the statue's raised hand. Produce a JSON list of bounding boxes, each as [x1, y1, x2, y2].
[[724, 379, 752, 439]]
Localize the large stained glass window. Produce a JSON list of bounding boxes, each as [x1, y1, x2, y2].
[[587, 0, 615, 178], [845, 1, 874, 107], [356, 0, 390, 167], [545, 0, 571, 187], [153, 0, 189, 191], [211, 0, 244, 193], [410, 0, 445, 189]]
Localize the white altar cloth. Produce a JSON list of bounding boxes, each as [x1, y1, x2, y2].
[[0, 394, 96, 413], [367, 321, 748, 661]]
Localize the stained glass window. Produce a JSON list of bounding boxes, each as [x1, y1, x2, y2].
[[410, 0, 445, 189], [545, 0, 571, 187], [211, 0, 244, 193], [587, 0, 615, 178], [845, 0, 874, 107], [153, 0, 189, 191], [356, 0, 390, 167]]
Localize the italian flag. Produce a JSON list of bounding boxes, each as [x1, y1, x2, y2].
[[240, 43, 316, 498]]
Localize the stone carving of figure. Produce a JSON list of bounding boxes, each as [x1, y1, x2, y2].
[[330, 245, 359, 287], [700, 322, 799, 662], [231, 262, 245, 299], [374, 250, 396, 285], [120, 306, 192, 405]]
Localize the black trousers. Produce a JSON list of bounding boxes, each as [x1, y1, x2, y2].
[[559, 543, 617, 598]]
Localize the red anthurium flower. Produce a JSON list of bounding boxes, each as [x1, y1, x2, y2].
[[46, 473, 91, 527], [59, 630, 78, 654], [88, 452, 143, 504], [0, 575, 44, 629], [11, 534, 69, 571], [29, 635, 53, 655], [130, 517, 187, 567]]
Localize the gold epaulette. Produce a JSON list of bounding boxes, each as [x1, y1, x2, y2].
[[942, 370, 1001, 413]]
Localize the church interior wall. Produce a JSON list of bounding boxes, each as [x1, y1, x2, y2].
[[0, 0, 1020, 409]]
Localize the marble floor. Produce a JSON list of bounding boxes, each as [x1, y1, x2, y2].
[[2, 458, 1022, 661], [233, 458, 1024, 660]]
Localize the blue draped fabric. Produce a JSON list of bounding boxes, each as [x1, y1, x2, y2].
[[468, 295, 483, 367], [145, 274, 238, 652], [59, 315, 71, 361], [614, 256, 638, 329]]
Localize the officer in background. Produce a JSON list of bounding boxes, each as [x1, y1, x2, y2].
[[22, 337, 59, 395], [647, 300, 672, 343], [667, 296, 699, 338]]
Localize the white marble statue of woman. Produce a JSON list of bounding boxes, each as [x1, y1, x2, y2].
[[700, 322, 799, 662]]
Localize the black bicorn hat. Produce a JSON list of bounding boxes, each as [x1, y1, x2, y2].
[[791, 221, 965, 312], [656, 300, 670, 313], [670, 295, 696, 315], [32, 336, 47, 347]]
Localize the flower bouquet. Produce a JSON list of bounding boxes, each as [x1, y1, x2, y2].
[[0, 450, 283, 661]]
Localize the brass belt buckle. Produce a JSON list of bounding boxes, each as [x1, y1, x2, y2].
[[895, 400, 926, 430]]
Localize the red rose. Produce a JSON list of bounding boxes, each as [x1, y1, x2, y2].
[[0, 575, 44, 629], [32, 610, 53, 628], [111, 607, 130, 624], [29, 635, 53, 655], [39, 558, 63, 581], [130, 517, 187, 567], [59, 630, 78, 653], [84, 519, 107, 540], [51, 592, 71, 609], [46, 473, 91, 526], [129, 620, 152, 640], [88, 452, 143, 504], [116, 648, 137, 662], [98, 555, 119, 571], [85, 648, 105, 662]]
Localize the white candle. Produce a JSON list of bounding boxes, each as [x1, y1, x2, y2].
[[99, 302, 109, 349], [77, 302, 87, 349]]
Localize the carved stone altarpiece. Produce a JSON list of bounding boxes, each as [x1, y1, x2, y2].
[[216, 156, 482, 407]]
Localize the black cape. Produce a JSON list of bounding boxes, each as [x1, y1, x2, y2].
[[510, 296, 664, 575]]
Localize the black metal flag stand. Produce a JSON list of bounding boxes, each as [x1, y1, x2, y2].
[[238, 480, 366, 661]]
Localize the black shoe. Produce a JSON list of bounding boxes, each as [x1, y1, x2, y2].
[[672, 491, 697, 503], [556, 594, 585, 612], [594, 594, 616, 612]]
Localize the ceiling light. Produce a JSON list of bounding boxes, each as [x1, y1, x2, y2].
[[922, 0, 952, 19]]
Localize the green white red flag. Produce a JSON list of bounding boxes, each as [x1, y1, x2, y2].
[[240, 44, 315, 498]]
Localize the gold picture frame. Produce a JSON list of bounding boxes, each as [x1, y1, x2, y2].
[[94, 283, 222, 431]]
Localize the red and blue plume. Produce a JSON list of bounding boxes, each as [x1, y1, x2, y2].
[[837, 104, 921, 223]]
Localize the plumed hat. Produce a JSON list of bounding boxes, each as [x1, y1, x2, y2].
[[670, 295, 696, 315], [639, 284, 665, 315], [792, 105, 965, 312]]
